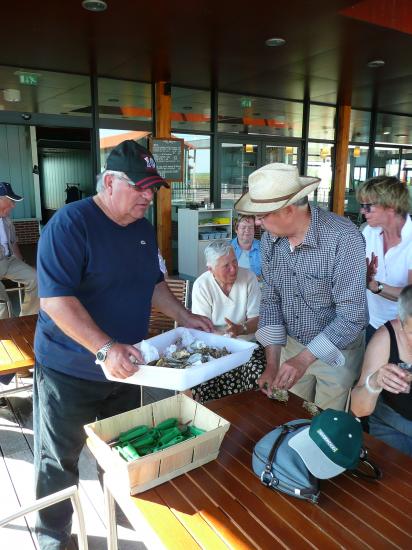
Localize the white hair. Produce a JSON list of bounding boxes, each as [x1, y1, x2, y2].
[[398, 285, 412, 323], [204, 241, 234, 269], [95, 170, 124, 193]]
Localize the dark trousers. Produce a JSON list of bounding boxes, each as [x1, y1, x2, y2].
[[33, 362, 141, 550]]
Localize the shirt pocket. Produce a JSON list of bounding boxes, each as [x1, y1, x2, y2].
[[302, 274, 333, 309]]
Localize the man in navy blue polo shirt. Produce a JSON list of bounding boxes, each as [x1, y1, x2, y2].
[[33, 140, 213, 550]]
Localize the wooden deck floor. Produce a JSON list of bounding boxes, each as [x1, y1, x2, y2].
[[0, 377, 173, 549]]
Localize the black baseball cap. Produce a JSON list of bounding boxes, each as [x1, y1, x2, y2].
[[105, 140, 169, 189], [0, 182, 23, 201]]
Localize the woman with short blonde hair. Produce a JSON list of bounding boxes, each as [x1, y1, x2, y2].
[[356, 175, 412, 343]]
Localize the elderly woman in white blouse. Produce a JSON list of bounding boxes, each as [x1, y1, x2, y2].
[[190, 241, 265, 402]]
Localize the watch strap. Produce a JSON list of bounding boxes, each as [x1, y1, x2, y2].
[[374, 281, 384, 294], [96, 339, 116, 362]]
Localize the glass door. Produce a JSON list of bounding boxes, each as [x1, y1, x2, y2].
[[218, 139, 300, 209]]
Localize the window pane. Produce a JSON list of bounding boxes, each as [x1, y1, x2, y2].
[[172, 87, 211, 132], [0, 65, 91, 118], [306, 142, 333, 209], [218, 93, 303, 137], [171, 133, 211, 205], [371, 147, 400, 178], [350, 110, 371, 143], [98, 78, 152, 121], [264, 145, 298, 166], [219, 142, 258, 208], [344, 146, 369, 223], [400, 152, 412, 184], [309, 104, 335, 140], [376, 113, 412, 145], [98, 129, 151, 167]]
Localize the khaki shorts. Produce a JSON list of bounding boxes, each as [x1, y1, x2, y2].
[[281, 333, 365, 411]]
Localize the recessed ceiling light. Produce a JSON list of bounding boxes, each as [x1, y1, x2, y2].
[[396, 133, 408, 137], [367, 59, 385, 68], [3, 89, 21, 102], [265, 37, 286, 47], [382, 127, 391, 135], [81, 0, 108, 12]]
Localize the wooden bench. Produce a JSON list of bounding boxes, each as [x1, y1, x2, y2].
[[102, 390, 412, 549], [0, 315, 36, 396]]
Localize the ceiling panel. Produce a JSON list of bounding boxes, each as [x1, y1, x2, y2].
[[0, 0, 411, 115]]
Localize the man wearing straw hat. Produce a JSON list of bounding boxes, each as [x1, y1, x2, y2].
[[235, 163, 368, 410]]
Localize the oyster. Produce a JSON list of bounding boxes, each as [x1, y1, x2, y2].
[[269, 389, 289, 403], [303, 401, 320, 416], [152, 335, 230, 369]]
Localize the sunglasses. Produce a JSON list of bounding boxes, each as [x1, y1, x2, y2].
[[359, 203, 376, 213], [117, 175, 158, 192]]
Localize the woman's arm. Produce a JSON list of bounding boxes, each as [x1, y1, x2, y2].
[[368, 269, 412, 301], [351, 325, 410, 417], [224, 316, 259, 337]]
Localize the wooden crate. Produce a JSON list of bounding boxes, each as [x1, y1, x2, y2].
[[84, 394, 230, 495]]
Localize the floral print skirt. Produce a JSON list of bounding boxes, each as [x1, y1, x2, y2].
[[192, 344, 265, 403]]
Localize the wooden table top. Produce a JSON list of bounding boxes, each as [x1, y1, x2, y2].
[[112, 391, 412, 550], [0, 315, 36, 375]]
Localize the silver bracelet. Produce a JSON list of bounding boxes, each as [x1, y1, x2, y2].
[[365, 373, 382, 394]]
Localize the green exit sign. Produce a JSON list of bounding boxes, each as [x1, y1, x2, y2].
[[19, 73, 38, 86], [241, 98, 252, 108]]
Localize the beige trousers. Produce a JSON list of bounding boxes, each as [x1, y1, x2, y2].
[[281, 332, 365, 411], [0, 255, 40, 319]]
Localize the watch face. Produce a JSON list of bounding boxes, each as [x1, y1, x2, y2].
[[96, 350, 106, 362]]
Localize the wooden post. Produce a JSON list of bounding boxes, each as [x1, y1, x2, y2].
[[155, 81, 172, 272], [332, 103, 351, 216], [332, 44, 353, 217]]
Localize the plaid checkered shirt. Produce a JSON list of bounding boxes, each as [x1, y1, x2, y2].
[[256, 205, 368, 367]]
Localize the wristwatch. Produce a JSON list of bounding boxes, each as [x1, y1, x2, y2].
[[372, 281, 384, 294], [95, 339, 116, 363]]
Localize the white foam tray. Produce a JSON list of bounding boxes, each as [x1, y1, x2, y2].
[[101, 327, 257, 391]]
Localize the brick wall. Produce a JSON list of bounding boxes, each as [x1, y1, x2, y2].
[[14, 220, 40, 244]]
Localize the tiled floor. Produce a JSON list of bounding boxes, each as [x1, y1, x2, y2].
[[0, 377, 173, 549]]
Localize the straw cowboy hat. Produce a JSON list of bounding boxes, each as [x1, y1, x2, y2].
[[235, 163, 320, 215]]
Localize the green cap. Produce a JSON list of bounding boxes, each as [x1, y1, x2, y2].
[[288, 409, 363, 479]]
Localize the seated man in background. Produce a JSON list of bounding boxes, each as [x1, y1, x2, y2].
[[231, 214, 262, 278], [0, 181, 39, 319], [191, 241, 264, 402], [351, 284, 412, 456]]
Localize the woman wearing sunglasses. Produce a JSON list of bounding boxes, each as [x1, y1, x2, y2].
[[356, 176, 412, 344]]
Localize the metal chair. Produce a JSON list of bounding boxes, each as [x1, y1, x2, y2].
[[1, 280, 24, 317], [0, 485, 88, 550]]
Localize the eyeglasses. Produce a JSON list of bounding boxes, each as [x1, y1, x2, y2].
[[117, 175, 158, 192], [237, 224, 254, 231], [359, 203, 376, 213]]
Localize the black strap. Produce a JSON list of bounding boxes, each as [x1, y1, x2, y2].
[[261, 422, 311, 486], [349, 447, 382, 480]]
